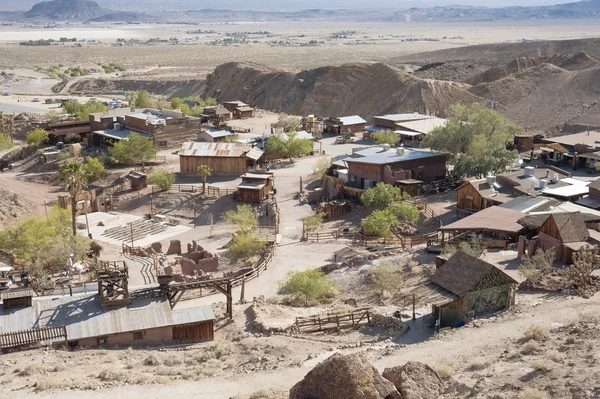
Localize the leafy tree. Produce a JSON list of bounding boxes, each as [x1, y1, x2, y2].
[[190, 105, 204, 117], [63, 100, 107, 120], [388, 203, 420, 224], [125, 92, 137, 110], [135, 90, 153, 108], [519, 247, 555, 283], [272, 113, 301, 132], [109, 132, 157, 166], [222, 204, 258, 232], [229, 231, 267, 260], [178, 103, 192, 116], [148, 168, 176, 191], [568, 245, 599, 288], [278, 269, 339, 306], [84, 157, 105, 182], [26, 127, 48, 147], [372, 130, 400, 147], [59, 161, 89, 235], [197, 165, 212, 194], [301, 214, 324, 233], [313, 156, 332, 176], [204, 97, 217, 106], [265, 132, 313, 163], [362, 209, 399, 238], [0, 206, 91, 272], [366, 263, 404, 297], [421, 103, 521, 178], [361, 183, 408, 209], [171, 97, 184, 110], [44, 110, 61, 123]]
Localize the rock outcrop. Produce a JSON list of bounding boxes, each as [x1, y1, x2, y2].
[[382, 362, 444, 399], [289, 353, 399, 399]]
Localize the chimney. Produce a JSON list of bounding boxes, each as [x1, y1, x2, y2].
[[397, 148, 405, 156]]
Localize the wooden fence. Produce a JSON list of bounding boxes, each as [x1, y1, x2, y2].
[[0, 325, 68, 350], [295, 307, 371, 333], [151, 184, 237, 197]]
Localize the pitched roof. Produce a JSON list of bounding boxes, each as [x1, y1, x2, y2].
[[431, 252, 517, 297], [179, 142, 251, 157], [548, 212, 589, 243], [440, 206, 525, 234], [588, 179, 600, 191], [338, 115, 367, 126]]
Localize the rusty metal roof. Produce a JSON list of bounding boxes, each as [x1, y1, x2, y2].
[[179, 142, 251, 157], [0, 293, 214, 341]]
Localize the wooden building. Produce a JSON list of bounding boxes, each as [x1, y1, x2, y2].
[[345, 148, 447, 188], [46, 120, 91, 144], [431, 252, 518, 328], [456, 177, 514, 213], [0, 292, 215, 348], [201, 107, 231, 124], [223, 100, 248, 112], [233, 106, 254, 119], [514, 135, 534, 153], [530, 212, 589, 264], [237, 173, 274, 202], [323, 115, 367, 135], [179, 142, 264, 175], [198, 129, 233, 143], [1, 289, 33, 311], [126, 171, 148, 191], [577, 179, 600, 210]]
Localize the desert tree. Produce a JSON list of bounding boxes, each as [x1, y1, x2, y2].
[[313, 156, 332, 176], [135, 90, 153, 108], [422, 103, 521, 178], [278, 269, 339, 306], [26, 128, 48, 147], [222, 204, 258, 232], [148, 168, 176, 191], [272, 113, 301, 132], [109, 132, 157, 166], [372, 129, 400, 147], [265, 132, 314, 164], [197, 164, 213, 194], [301, 214, 324, 234], [361, 183, 409, 209], [568, 245, 600, 288], [519, 247, 556, 283], [366, 262, 405, 298]]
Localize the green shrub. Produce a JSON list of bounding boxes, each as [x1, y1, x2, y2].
[[148, 169, 176, 191], [228, 231, 267, 260], [26, 128, 48, 147], [278, 269, 339, 306]]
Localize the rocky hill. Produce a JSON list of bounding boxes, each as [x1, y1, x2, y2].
[[202, 62, 479, 120], [23, 0, 108, 20]]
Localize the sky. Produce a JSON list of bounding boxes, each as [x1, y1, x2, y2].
[[0, 0, 580, 11]]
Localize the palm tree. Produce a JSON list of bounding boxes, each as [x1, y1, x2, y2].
[[59, 161, 88, 236], [197, 165, 213, 194]]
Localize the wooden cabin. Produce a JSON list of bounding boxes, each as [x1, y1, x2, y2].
[[233, 106, 254, 119], [179, 142, 264, 175], [534, 212, 590, 264], [237, 173, 274, 202], [431, 252, 518, 328]]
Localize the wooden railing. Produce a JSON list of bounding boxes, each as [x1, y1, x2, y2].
[[295, 307, 371, 333], [151, 184, 237, 197], [0, 325, 68, 349]]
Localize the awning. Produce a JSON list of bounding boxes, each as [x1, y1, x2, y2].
[[394, 130, 422, 137], [440, 206, 524, 234], [246, 147, 264, 161]]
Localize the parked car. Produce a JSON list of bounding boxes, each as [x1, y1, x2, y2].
[[32, 97, 40, 102], [2, 92, 10, 96]]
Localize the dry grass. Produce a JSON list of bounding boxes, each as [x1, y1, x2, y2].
[[531, 360, 552, 373], [435, 360, 455, 380], [521, 341, 542, 355], [466, 361, 488, 371], [97, 369, 128, 382], [521, 387, 548, 399], [18, 364, 42, 377], [142, 354, 160, 366], [545, 350, 563, 363], [523, 325, 549, 342]]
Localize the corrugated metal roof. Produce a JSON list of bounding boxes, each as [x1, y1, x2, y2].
[[440, 206, 525, 233], [203, 129, 232, 138], [338, 115, 367, 126], [0, 293, 214, 341], [179, 142, 250, 157], [241, 173, 273, 180], [395, 117, 447, 134], [246, 147, 265, 161], [345, 149, 445, 165], [237, 182, 265, 190], [374, 113, 432, 122]]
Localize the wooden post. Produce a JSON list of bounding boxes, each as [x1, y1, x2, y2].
[[299, 177, 303, 193], [43, 201, 48, 220], [412, 294, 416, 320], [240, 279, 245, 302]]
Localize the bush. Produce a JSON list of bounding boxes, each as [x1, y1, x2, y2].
[[143, 354, 160, 366], [84, 157, 105, 182], [361, 183, 408, 209], [278, 269, 339, 306], [26, 128, 48, 147], [313, 157, 332, 176], [523, 325, 549, 342], [531, 360, 552, 373], [148, 169, 176, 191], [109, 132, 157, 166], [435, 360, 454, 380], [520, 341, 542, 355], [222, 204, 258, 232], [301, 214, 324, 233], [228, 231, 267, 260], [372, 129, 400, 146], [519, 248, 555, 283], [365, 264, 404, 297]]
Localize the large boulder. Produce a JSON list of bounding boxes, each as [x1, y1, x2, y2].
[[166, 240, 182, 255], [290, 353, 399, 399], [382, 361, 444, 399]]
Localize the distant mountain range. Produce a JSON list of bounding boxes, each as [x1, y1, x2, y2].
[[3, 0, 600, 22]]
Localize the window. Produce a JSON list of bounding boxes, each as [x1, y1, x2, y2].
[[97, 336, 108, 345], [133, 331, 144, 340]]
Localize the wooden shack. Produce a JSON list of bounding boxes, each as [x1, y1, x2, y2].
[[2, 289, 33, 310], [233, 106, 254, 119], [179, 142, 264, 175], [237, 173, 274, 202], [126, 171, 148, 191], [534, 212, 590, 264], [431, 252, 518, 328]]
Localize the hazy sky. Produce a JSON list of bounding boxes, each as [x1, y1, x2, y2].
[[2, 0, 580, 11]]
